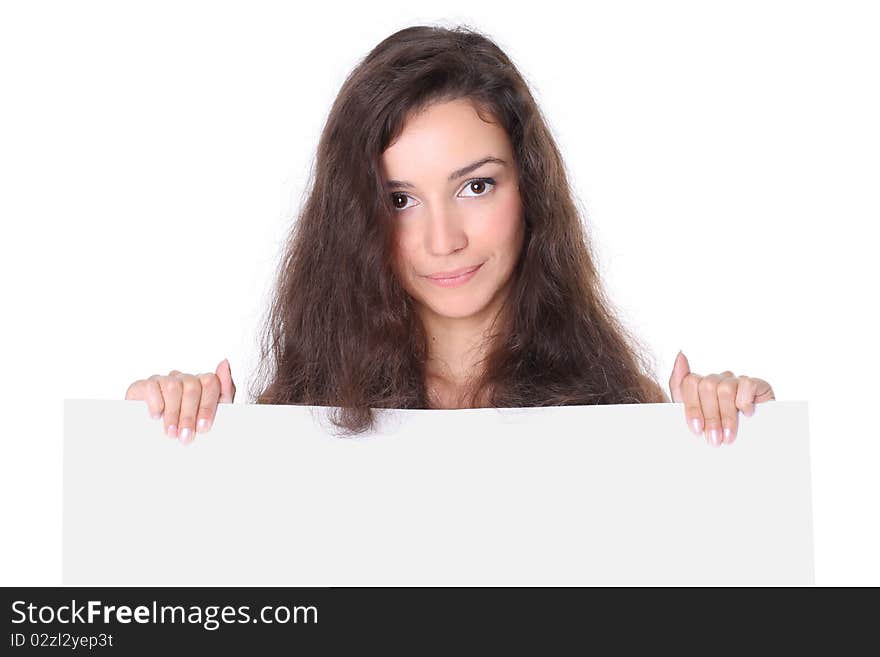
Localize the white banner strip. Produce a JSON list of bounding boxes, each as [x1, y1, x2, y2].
[[63, 399, 814, 586]]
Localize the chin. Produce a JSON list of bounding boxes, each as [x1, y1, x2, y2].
[[423, 294, 491, 320]]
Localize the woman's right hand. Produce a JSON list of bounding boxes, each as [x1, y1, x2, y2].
[[125, 359, 236, 445]]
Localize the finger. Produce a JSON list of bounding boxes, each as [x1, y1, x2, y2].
[[124, 380, 142, 400], [735, 375, 758, 417], [751, 378, 775, 404], [158, 375, 184, 439], [682, 372, 703, 437], [698, 374, 724, 447], [717, 375, 740, 445], [668, 350, 691, 403], [125, 379, 163, 421], [216, 358, 236, 403], [176, 374, 203, 446], [196, 373, 221, 434], [142, 376, 166, 420]]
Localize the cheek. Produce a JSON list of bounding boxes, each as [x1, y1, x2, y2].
[[473, 193, 524, 254], [391, 231, 419, 286]]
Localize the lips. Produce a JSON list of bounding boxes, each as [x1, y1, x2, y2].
[[426, 264, 482, 280]]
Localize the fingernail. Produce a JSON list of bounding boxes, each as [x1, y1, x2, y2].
[[196, 418, 209, 433], [179, 427, 192, 444], [166, 424, 178, 439], [708, 428, 721, 447], [723, 427, 734, 444], [690, 417, 703, 436]]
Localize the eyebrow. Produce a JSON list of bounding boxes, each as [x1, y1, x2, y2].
[[384, 156, 507, 189]]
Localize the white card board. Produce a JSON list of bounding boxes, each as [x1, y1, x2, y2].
[[63, 399, 814, 585]]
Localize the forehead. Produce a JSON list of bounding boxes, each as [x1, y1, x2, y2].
[[381, 99, 511, 176]]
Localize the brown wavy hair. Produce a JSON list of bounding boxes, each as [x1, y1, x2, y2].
[[248, 23, 668, 436]]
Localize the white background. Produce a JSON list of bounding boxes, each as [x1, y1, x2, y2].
[[1, 0, 877, 585]]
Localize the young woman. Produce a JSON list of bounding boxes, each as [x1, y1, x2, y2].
[[125, 24, 775, 448]]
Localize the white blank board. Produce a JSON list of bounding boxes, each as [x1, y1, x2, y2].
[[63, 399, 814, 586]]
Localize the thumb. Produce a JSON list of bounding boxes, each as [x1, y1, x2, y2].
[[668, 350, 691, 403], [216, 358, 236, 403]]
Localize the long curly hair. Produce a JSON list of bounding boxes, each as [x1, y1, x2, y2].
[[248, 23, 667, 435]]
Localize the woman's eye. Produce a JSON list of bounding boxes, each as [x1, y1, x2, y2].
[[459, 178, 495, 198], [391, 193, 415, 211], [390, 178, 495, 212]]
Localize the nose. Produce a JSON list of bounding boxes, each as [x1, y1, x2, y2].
[[424, 202, 467, 256]]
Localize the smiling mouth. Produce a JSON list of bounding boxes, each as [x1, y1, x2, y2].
[[423, 263, 484, 287], [426, 264, 482, 280]]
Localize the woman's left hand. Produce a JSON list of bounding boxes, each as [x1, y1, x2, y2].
[[668, 351, 775, 447]]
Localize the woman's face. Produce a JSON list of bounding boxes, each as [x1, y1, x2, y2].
[[381, 98, 525, 322]]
